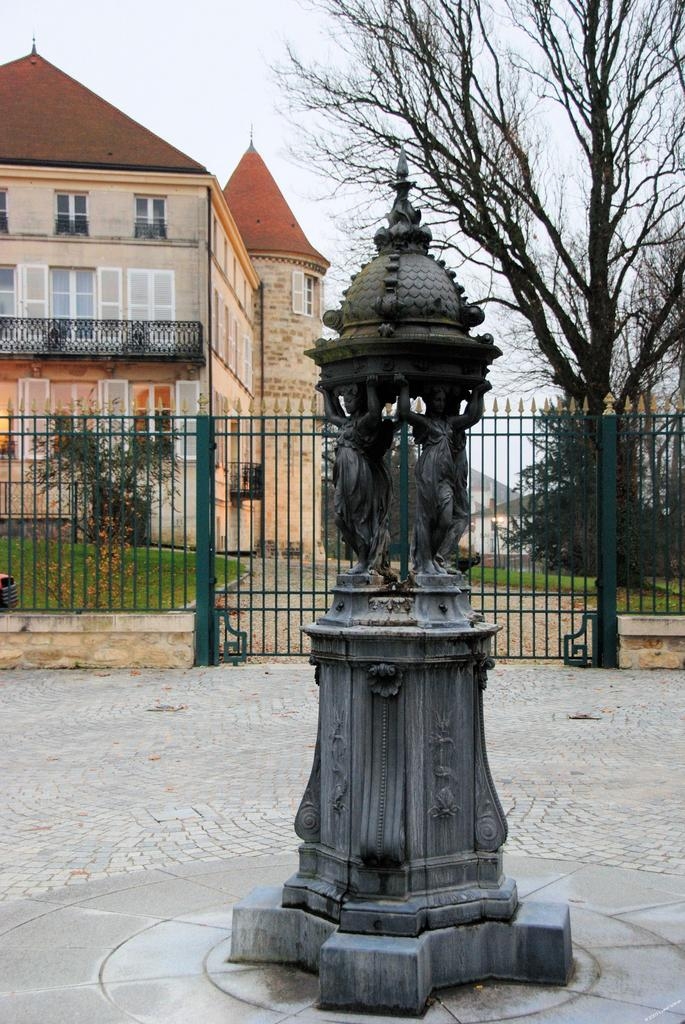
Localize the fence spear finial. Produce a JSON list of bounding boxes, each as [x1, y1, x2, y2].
[[603, 393, 616, 416]]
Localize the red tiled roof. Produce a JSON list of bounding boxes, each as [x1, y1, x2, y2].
[[224, 147, 328, 266], [0, 51, 207, 173]]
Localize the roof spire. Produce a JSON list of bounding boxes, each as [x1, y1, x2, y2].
[[248, 124, 255, 153], [31, 36, 37, 56]]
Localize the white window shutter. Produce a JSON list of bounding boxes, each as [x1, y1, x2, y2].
[[97, 268, 122, 320], [292, 270, 304, 314], [229, 316, 238, 371], [175, 380, 199, 460], [18, 378, 50, 458], [98, 379, 129, 414], [19, 265, 48, 317], [223, 308, 230, 364], [153, 271, 174, 320], [243, 334, 253, 391], [128, 270, 150, 319]]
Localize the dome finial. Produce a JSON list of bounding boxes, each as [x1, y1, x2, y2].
[[247, 124, 256, 153], [31, 35, 37, 56], [373, 147, 432, 254]]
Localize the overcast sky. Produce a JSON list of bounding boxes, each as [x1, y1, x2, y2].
[[3, 0, 545, 413], [4, 0, 338, 259]]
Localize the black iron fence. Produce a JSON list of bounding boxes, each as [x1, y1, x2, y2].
[[0, 398, 682, 663]]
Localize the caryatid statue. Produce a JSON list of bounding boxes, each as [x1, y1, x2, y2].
[[398, 378, 490, 575], [309, 150, 500, 581], [317, 375, 394, 575]]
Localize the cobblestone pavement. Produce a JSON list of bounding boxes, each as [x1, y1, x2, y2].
[[0, 664, 683, 901]]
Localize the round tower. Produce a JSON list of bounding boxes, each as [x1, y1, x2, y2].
[[224, 145, 329, 408], [224, 147, 329, 559]]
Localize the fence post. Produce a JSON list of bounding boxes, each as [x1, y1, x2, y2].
[[195, 407, 214, 666], [597, 394, 618, 667]]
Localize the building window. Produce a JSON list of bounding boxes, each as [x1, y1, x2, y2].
[[51, 382, 97, 412], [0, 192, 7, 233], [132, 384, 173, 433], [51, 269, 95, 319], [55, 193, 88, 235], [0, 383, 14, 460], [0, 268, 15, 315], [135, 197, 166, 239], [292, 270, 315, 316]]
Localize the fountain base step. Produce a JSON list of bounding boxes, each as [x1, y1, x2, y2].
[[230, 885, 573, 1016]]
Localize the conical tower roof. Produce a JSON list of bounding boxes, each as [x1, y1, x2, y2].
[[224, 146, 328, 267], [0, 50, 207, 173]]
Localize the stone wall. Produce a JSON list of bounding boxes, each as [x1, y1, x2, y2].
[[617, 615, 685, 670], [0, 612, 194, 669]]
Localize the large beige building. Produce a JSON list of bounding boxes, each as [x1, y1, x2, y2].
[[0, 48, 328, 554]]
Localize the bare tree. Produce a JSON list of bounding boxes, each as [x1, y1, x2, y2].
[[279, 0, 685, 412]]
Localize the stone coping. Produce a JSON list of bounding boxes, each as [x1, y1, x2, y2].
[[0, 611, 194, 633], [617, 614, 685, 636]]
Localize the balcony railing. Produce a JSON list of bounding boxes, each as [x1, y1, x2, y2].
[[228, 462, 263, 500], [55, 215, 89, 236], [134, 219, 167, 239], [0, 317, 204, 361]]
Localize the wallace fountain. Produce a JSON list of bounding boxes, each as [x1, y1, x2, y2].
[[230, 154, 572, 1016]]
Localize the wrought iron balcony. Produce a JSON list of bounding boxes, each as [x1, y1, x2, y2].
[[134, 219, 167, 239], [55, 215, 89, 236], [0, 317, 204, 361], [228, 462, 263, 500]]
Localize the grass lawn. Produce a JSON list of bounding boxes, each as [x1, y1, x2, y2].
[[468, 566, 682, 612], [0, 538, 239, 611], [468, 566, 596, 593]]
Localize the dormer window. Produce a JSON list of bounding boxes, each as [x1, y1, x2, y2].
[[55, 193, 88, 235], [135, 197, 166, 239], [0, 192, 7, 233]]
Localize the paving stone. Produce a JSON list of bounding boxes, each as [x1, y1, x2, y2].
[[102, 919, 230, 982], [587, 943, 685, 1008], [0, 986, 133, 1024], [0, 898, 61, 936], [616, 900, 685, 944], [105, 976, 287, 1024], [78, 877, 228, 918], [0, 945, 109, 993]]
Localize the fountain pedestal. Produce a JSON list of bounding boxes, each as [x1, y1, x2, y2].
[[230, 576, 572, 1015]]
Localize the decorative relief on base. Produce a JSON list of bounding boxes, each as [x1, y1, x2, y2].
[[429, 707, 460, 820], [366, 662, 402, 697], [473, 655, 508, 851], [360, 663, 405, 865], [368, 596, 413, 615], [330, 709, 347, 815], [295, 719, 321, 842]]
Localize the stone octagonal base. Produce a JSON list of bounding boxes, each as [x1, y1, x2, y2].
[[231, 885, 573, 1016]]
